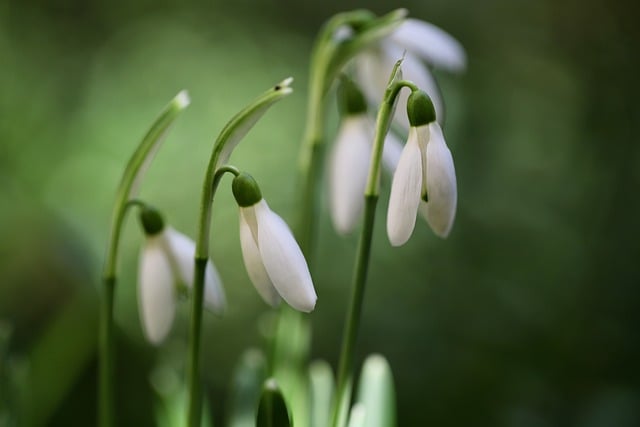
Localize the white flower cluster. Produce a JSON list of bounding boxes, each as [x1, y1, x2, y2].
[[329, 17, 465, 244]]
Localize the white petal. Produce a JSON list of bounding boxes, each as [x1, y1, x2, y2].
[[381, 43, 445, 127], [387, 128, 424, 246], [354, 49, 390, 104], [162, 227, 195, 286], [138, 236, 176, 345], [239, 207, 280, 307], [203, 260, 226, 314], [381, 131, 404, 173], [163, 227, 226, 313], [255, 200, 317, 312], [424, 122, 457, 237], [329, 115, 372, 235], [390, 19, 467, 72]]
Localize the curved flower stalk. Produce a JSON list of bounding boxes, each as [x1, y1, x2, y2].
[[232, 172, 317, 313], [353, 18, 466, 129], [138, 206, 225, 344], [186, 78, 294, 427], [387, 90, 457, 245], [100, 90, 190, 427]]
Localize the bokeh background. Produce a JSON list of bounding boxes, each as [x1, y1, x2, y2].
[[1, 0, 639, 425]]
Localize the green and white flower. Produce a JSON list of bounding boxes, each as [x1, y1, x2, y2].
[[138, 208, 225, 344], [387, 91, 457, 245], [233, 173, 317, 312]]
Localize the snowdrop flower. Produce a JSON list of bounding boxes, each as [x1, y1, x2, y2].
[[138, 206, 225, 344], [387, 90, 457, 245], [354, 18, 466, 129], [232, 172, 317, 312], [329, 77, 372, 235]]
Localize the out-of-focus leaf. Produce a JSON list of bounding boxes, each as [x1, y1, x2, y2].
[[256, 378, 291, 427], [227, 348, 268, 427], [309, 360, 334, 427], [355, 354, 396, 427], [346, 403, 366, 427]]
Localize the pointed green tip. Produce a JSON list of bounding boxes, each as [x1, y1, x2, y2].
[[257, 378, 291, 427]]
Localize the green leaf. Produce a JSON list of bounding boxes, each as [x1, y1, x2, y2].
[[309, 360, 334, 427], [355, 355, 397, 427], [226, 349, 268, 427], [256, 379, 291, 427]]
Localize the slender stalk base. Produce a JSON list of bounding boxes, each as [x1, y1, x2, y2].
[[186, 258, 208, 427], [99, 276, 115, 427], [331, 195, 378, 427]]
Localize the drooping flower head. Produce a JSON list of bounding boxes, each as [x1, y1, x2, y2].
[[387, 90, 457, 246], [137, 206, 225, 344], [232, 172, 317, 312]]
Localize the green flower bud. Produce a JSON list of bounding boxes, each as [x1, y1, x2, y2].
[[337, 76, 367, 115], [407, 90, 436, 127], [232, 172, 263, 207], [139, 206, 165, 235]]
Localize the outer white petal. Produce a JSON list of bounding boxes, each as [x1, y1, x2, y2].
[[138, 236, 176, 345], [254, 201, 317, 312], [390, 19, 467, 72], [163, 227, 226, 314], [381, 43, 445, 128], [387, 128, 424, 246], [424, 122, 457, 237], [330, 115, 372, 235], [239, 206, 280, 307]]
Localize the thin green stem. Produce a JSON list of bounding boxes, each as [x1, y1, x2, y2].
[[186, 257, 208, 427], [186, 167, 237, 427], [330, 195, 378, 427], [99, 276, 115, 427], [330, 64, 413, 427]]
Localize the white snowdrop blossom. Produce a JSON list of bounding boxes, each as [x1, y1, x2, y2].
[[354, 18, 466, 129], [329, 113, 372, 235], [233, 173, 317, 312], [138, 225, 225, 345], [387, 92, 457, 245]]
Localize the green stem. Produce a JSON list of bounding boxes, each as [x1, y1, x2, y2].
[[99, 276, 115, 427], [186, 167, 237, 427], [330, 64, 412, 427], [331, 195, 378, 427], [186, 257, 208, 427]]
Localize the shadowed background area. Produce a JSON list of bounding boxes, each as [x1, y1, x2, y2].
[[1, 0, 639, 425]]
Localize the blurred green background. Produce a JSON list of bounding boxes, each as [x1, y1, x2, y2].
[[1, 0, 639, 425]]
